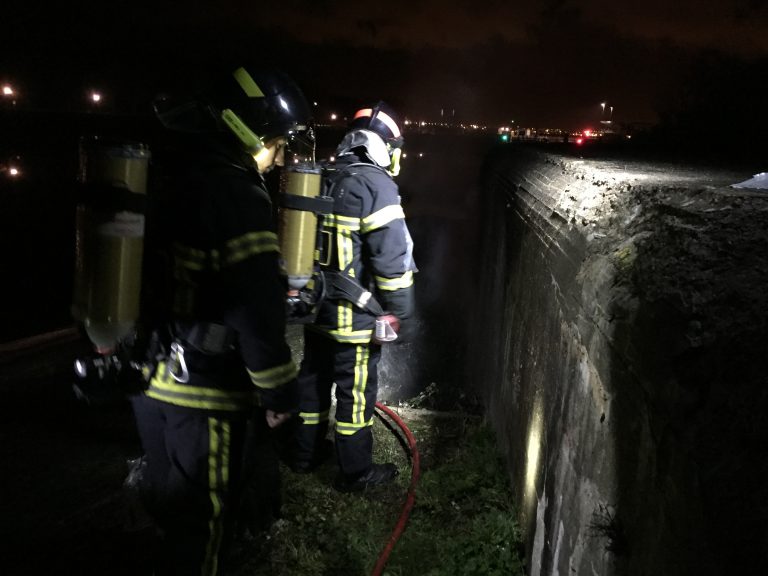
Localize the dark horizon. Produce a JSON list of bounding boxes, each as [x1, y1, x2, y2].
[[3, 1, 768, 132]]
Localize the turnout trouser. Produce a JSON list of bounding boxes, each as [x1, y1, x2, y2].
[[296, 329, 382, 477], [131, 394, 248, 576]]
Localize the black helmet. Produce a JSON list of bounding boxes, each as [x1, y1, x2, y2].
[[216, 67, 311, 142], [155, 66, 312, 155], [349, 101, 404, 149]]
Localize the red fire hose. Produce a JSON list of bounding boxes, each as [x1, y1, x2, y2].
[[371, 401, 421, 576]]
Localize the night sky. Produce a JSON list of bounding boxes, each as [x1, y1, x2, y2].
[[2, 0, 767, 130]]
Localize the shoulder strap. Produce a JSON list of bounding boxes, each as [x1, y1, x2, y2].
[[321, 162, 388, 316], [324, 162, 387, 203]]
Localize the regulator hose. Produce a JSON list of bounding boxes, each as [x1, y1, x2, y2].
[[371, 401, 421, 576]]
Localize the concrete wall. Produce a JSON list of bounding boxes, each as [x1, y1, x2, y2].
[[470, 144, 768, 575]]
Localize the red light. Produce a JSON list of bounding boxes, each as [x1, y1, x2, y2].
[[583, 130, 592, 137], [576, 137, 584, 145]]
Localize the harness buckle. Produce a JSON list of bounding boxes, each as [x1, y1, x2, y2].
[[167, 341, 190, 383]]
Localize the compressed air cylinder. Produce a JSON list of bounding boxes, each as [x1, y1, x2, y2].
[[278, 164, 322, 290], [72, 139, 150, 353]]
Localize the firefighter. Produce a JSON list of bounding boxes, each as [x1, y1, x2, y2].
[[292, 101, 416, 492], [131, 65, 311, 575]]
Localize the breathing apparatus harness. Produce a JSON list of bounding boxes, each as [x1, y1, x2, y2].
[[317, 161, 393, 317]]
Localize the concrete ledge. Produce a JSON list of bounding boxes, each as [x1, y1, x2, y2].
[[471, 144, 768, 575]]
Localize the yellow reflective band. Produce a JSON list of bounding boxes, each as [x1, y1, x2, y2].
[[204, 418, 228, 576], [248, 359, 299, 389], [361, 204, 405, 233], [173, 232, 277, 272], [221, 421, 230, 485], [146, 388, 253, 411], [352, 345, 369, 424], [299, 410, 331, 425], [233, 67, 265, 98], [311, 326, 374, 344], [375, 270, 414, 291], [338, 229, 355, 276], [324, 214, 361, 229], [335, 418, 374, 436], [335, 300, 354, 335], [388, 147, 402, 177], [208, 419, 220, 490], [223, 231, 279, 266], [173, 242, 209, 271], [147, 363, 255, 411], [152, 366, 254, 398]]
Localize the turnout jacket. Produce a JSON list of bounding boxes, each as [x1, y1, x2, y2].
[[312, 152, 416, 344], [143, 135, 297, 412]]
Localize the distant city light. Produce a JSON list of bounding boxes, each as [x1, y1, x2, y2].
[[330, 113, 337, 120], [9, 167, 20, 177], [90, 91, 102, 103], [2, 85, 14, 96]]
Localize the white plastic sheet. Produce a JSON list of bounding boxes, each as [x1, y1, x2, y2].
[[731, 172, 768, 189]]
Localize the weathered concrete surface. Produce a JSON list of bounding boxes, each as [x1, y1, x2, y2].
[[470, 144, 768, 576]]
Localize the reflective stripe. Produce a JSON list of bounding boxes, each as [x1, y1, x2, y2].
[[353, 108, 401, 138], [312, 326, 374, 344], [337, 228, 355, 274], [247, 359, 299, 389], [335, 300, 355, 336], [233, 67, 265, 98], [334, 217, 356, 335], [172, 232, 278, 273], [299, 409, 330, 425], [352, 345, 369, 424], [174, 242, 212, 271], [203, 418, 229, 576], [146, 363, 255, 411], [223, 231, 278, 266], [335, 417, 374, 436], [324, 213, 361, 230], [375, 270, 414, 291], [361, 204, 405, 233]]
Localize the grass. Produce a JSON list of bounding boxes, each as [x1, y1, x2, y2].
[[229, 407, 525, 576]]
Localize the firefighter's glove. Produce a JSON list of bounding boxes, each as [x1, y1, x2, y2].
[[372, 314, 401, 345], [260, 376, 299, 415], [266, 410, 291, 429]]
